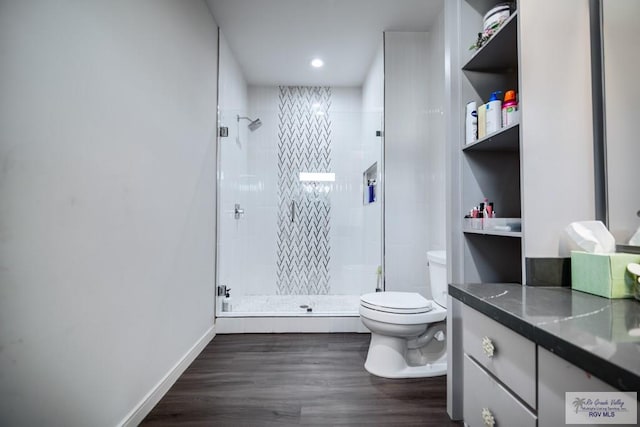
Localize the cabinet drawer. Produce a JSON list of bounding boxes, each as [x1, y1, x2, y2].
[[462, 304, 536, 409], [538, 347, 639, 427], [464, 354, 537, 427]]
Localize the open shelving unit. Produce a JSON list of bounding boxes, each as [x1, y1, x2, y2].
[[459, 0, 523, 284]]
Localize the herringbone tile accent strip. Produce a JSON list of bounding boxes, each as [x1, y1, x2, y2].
[[276, 86, 332, 295]]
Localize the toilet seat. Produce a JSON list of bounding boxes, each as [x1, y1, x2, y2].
[[359, 292, 446, 325], [360, 292, 433, 314]]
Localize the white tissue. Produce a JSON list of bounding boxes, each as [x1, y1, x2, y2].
[[564, 221, 616, 254], [629, 226, 640, 246]]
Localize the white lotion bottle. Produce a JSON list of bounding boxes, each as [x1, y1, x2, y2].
[[485, 91, 502, 134], [465, 101, 478, 144]]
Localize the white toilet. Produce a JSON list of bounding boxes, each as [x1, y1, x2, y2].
[[359, 250, 447, 378]]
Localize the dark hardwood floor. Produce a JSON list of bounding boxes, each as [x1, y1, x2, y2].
[[142, 333, 461, 426]]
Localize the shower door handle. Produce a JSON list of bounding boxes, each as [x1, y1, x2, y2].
[[291, 201, 296, 223]]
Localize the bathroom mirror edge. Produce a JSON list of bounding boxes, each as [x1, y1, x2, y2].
[[593, 0, 640, 252], [589, 0, 607, 226]]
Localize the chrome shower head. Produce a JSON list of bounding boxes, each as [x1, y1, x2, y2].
[[237, 115, 262, 131], [248, 118, 262, 131]]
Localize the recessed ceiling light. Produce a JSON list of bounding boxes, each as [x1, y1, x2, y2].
[[311, 58, 324, 68]]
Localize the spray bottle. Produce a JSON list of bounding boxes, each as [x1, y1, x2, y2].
[[502, 90, 518, 127]]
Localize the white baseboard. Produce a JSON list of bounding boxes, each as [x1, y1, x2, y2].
[[119, 325, 216, 427]]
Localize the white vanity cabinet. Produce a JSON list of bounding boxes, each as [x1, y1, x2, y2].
[[456, 297, 639, 427], [462, 304, 537, 426], [450, 284, 640, 425], [538, 347, 639, 427]]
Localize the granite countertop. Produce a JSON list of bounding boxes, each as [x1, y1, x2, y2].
[[449, 283, 640, 393]]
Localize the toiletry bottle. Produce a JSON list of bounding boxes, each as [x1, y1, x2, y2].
[[222, 289, 232, 312], [502, 90, 518, 127], [368, 179, 376, 203], [478, 103, 487, 139], [485, 91, 502, 134], [465, 101, 478, 144]]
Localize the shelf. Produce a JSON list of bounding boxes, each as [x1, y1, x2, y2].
[[463, 12, 518, 72], [463, 122, 519, 152], [463, 228, 522, 238]]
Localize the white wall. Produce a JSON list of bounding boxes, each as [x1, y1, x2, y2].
[[329, 88, 372, 295], [0, 2, 219, 425], [426, 10, 447, 255], [245, 86, 279, 296], [363, 42, 385, 117], [520, 0, 595, 258], [384, 31, 432, 296]]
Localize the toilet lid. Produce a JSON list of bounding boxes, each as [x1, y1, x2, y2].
[[360, 292, 433, 314]]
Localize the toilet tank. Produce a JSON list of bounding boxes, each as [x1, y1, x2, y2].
[[427, 250, 447, 308]]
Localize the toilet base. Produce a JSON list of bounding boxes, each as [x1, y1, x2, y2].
[[364, 332, 447, 379]]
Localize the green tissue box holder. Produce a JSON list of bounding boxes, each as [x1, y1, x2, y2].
[[571, 251, 640, 298]]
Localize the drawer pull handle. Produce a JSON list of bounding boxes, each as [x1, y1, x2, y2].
[[482, 407, 495, 427], [482, 336, 495, 358]]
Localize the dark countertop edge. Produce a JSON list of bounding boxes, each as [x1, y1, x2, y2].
[[449, 284, 640, 396], [448, 284, 537, 340], [535, 329, 640, 394]]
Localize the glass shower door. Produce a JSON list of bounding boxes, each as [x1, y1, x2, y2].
[[216, 109, 251, 315], [217, 96, 383, 317]]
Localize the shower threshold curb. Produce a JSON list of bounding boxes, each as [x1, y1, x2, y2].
[[215, 315, 368, 334]]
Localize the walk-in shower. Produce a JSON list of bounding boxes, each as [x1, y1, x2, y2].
[[216, 35, 383, 333]]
